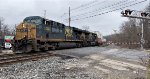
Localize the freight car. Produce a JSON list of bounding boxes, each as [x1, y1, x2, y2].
[[12, 16, 98, 53]]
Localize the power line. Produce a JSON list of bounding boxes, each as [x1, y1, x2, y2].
[[70, 0, 99, 11], [70, 0, 107, 13], [44, 10, 46, 18], [60, 0, 106, 18], [70, 0, 132, 19], [71, 0, 147, 21], [64, 0, 138, 22], [64, 0, 137, 21]]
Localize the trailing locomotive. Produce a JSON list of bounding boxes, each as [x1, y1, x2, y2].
[[12, 16, 98, 53]]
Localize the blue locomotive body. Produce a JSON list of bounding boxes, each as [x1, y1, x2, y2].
[[13, 16, 98, 53]]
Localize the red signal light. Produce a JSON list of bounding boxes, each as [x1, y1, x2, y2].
[[125, 10, 128, 15], [124, 9, 133, 15], [141, 13, 144, 16], [144, 13, 149, 17], [128, 10, 133, 15], [141, 12, 149, 17]]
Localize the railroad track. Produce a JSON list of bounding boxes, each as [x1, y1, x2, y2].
[[0, 52, 76, 66]]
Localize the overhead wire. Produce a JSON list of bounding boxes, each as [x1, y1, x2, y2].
[[63, 0, 137, 21], [70, 0, 132, 19], [71, 0, 147, 21], [70, 0, 107, 13], [71, 0, 99, 11], [60, 0, 106, 19]]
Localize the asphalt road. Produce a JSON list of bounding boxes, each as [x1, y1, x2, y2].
[[49, 45, 149, 78], [50, 46, 148, 62]]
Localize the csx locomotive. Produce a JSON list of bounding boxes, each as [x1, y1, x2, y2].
[[12, 16, 98, 53]]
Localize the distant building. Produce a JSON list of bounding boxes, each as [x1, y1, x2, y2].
[[4, 36, 14, 42]]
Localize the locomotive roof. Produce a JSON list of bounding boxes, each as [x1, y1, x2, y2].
[[23, 16, 96, 34], [24, 16, 61, 24], [23, 16, 42, 21]]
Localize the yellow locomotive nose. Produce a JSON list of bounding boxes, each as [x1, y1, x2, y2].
[[15, 22, 36, 40]]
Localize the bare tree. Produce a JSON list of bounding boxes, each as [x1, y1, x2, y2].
[[105, 18, 141, 48], [9, 24, 16, 35], [105, 2, 150, 49], [0, 17, 14, 36]]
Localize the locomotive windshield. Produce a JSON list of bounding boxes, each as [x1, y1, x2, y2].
[[24, 17, 42, 25]]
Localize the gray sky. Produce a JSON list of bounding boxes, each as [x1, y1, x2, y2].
[[0, 0, 149, 35]]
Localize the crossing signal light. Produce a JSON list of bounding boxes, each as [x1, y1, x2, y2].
[[141, 12, 149, 17], [128, 10, 133, 15], [121, 9, 133, 16], [121, 11, 125, 15], [125, 10, 128, 15]]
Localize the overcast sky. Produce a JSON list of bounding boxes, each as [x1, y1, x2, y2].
[[0, 0, 149, 36]]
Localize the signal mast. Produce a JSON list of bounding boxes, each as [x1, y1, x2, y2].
[[121, 9, 150, 79], [121, 9, 150, 50]]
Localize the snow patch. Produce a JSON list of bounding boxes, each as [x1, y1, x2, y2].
[[94, 66, 110, 73], [104, 49, 119, 53], [100, 62, 128, 71], [100, 59, 146, 71], [85, 54, 105, 60], [64, 60, 90, 69]]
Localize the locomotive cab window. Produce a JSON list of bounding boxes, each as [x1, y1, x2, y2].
[[24, 17, 42, 25], [46, 21, 50, 25], [43, 19, 50, 25], [50, 21, 53, 27], [16, 28, 28, 32], [43, 19, 46, 25], [59, 24, 63, 33]]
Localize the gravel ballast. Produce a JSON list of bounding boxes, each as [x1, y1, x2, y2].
[[0, 46, 148, 79], [0, 57, 103, 79]]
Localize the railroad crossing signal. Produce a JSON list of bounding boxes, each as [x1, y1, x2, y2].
[[121, 9, 150, 17], [141, 12, 149, 17], [137, 33, 142, 36], [125, 9, 133, 15], [121, 9, 150, 20], [121, 9, 150, 79], [121, 9, 133, 15]]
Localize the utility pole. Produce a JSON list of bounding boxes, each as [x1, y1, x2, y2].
[[44, 10, 46, 18], [68, 7, 72, 39], [141, 22, 144, 50], [69, 7, 71, 27], [0, 20, 1, 52]]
